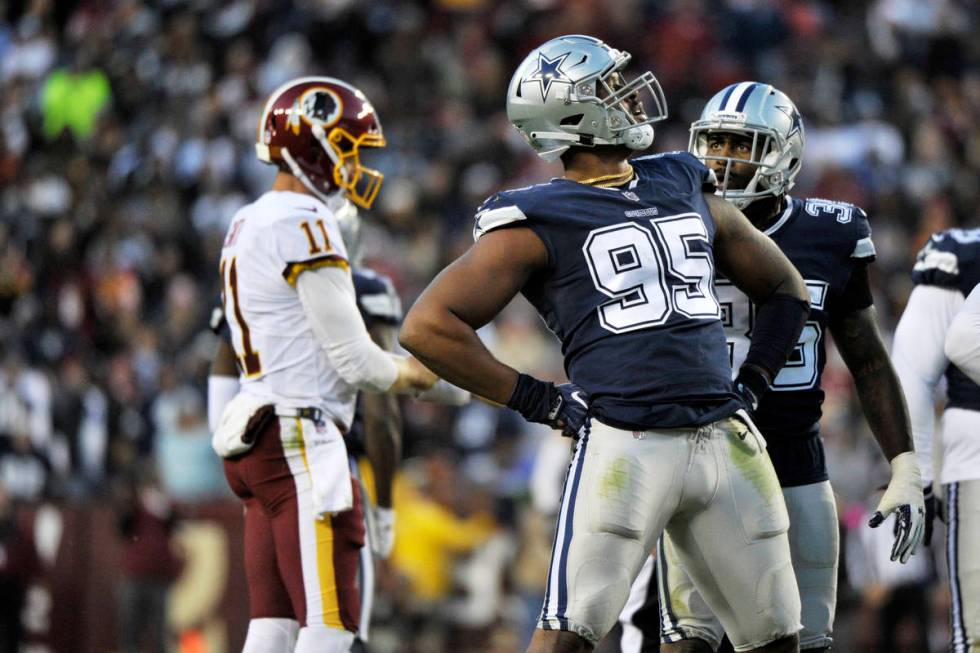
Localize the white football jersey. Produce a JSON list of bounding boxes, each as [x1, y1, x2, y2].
[[219, 190, 358, 427]]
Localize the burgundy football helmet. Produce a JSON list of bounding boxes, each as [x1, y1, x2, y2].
[[255, 76, 386, 208]]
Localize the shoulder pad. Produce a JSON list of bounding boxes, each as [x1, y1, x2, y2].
[[801, 198, 875, 261], [633, 151, 715, 191], [912, 229, 980, 290], [473, 192, 530, 241], [354, 268, 402, 324]]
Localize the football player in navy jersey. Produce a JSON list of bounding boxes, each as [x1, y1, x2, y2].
[[603, 83, 924, 653], [893, 230, 980, 652], [401, 36, 812, 653]]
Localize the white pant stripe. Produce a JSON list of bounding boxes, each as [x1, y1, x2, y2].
[[948, 482, 968, 651], [543, 435, 587, 622]]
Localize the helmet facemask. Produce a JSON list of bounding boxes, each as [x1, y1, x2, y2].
[[324, 127, 385, 209], [689, 123, 799, 210]]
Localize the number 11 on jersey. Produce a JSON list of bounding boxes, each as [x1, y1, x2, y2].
[[220, 257, 262, 377]]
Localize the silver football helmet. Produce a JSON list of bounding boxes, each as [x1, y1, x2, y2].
[[333, 198, 363, 266], [689, 82, 805, 209], [506, 35, 668, 162]]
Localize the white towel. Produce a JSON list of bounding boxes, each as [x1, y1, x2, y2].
[[212, 392, 271, 457], [302, 418, 353, 518]]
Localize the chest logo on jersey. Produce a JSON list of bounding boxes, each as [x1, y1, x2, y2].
[[621, 191, 640, 202], [624, 206, 658, 218]]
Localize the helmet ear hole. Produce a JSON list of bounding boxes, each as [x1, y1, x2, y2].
[[560, 114, 585, 127]]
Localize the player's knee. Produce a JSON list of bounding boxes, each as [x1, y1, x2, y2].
[[242, 618, 299, 653], [661, 639, 715, 653], [294, 624, 355, 653], [755, 561, 801, 631], [569, 537, 644, 637], [527, 629, 593, 653]]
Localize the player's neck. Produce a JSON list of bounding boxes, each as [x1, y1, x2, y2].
[[562, 147, 633, 186], [271, 172, 312, 195], [743, 195, 786, 231]]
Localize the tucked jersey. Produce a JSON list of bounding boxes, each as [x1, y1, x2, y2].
[[218, 190, 356, 426], [912, 228, 980, 412], [211, 266, 400, 454], [718, 197, 875, 485], [475, 151, 740, 429]]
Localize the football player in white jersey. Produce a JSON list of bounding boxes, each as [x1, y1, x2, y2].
[[213, 77, 437, 653], [894, 232, 980, 652]]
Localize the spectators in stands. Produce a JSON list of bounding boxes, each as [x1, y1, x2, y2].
[[1, 0, 976, 650]]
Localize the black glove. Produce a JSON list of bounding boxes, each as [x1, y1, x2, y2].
[[733, 366, 768, 413], [507, 373, 590, 438], [923, 483, 944, 546]]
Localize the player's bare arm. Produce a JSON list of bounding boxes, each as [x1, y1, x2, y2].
[[829, 269, 913, 461], [708, 192, 810, 409], [831, 264, 924, 561], [400, 226, 547, 404], [211, 337, 239, 377], [363, 322, 402, 509]]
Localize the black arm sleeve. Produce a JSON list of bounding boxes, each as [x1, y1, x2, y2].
[[742, 293, 810, 383]]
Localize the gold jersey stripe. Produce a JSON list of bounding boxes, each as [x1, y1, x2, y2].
[[283, 255, 350, 286]]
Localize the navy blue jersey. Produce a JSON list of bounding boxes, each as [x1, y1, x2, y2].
[[475, 151, 740, 429], [716, 196, 875, 485], [912, 228, 980, 412]]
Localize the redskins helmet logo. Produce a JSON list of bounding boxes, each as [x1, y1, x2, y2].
[[301, 87, 343, 127]]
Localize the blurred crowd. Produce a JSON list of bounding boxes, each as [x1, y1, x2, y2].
[[0, 0, 977, 651]]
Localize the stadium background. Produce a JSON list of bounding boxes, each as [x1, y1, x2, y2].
[[0, 0, 976, 651]]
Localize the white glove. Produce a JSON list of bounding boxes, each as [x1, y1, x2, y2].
[[368, 506, 396, 559], [413, 379, 471, 406], [868, 452, 925, 563]]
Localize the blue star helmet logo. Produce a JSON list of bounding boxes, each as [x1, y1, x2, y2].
[[776, 105, 804, 137], [526, 52, 571, 101]]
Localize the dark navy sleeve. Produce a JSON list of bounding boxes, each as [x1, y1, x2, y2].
[[850, 206, 876, 263], [912, 230, 980, 296], [472, 189, 557, 269], [633, 151, 717, 194], [353, 269, 402, 330], [472, 192, 531, 240], [673, 150, 720, 192]]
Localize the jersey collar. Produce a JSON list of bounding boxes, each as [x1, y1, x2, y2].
[[763, 196, 795, 237]]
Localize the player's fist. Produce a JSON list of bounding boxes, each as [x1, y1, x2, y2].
[[391, 356, 438, 393], [507, 373, 591, 439]]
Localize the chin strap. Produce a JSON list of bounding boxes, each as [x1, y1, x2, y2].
[[280, 147, 334, 205]]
